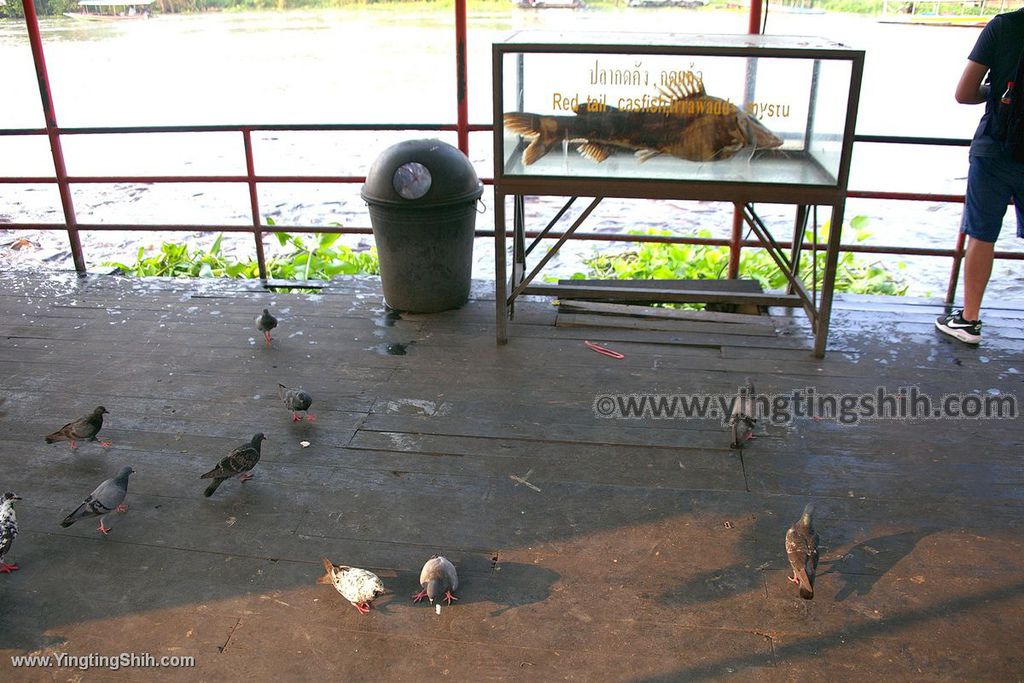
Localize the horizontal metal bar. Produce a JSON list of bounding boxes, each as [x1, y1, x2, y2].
[[0, 175, 495, 186], [0, 123, 493, 136], [853, 134, 971, 147]]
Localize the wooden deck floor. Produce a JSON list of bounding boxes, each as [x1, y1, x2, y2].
[[0, 271, 1021, 681]]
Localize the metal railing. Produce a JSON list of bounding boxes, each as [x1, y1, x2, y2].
[[4, 0, 1022, 304]]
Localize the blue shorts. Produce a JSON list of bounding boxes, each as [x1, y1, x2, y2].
[[961, 153, 1024, 243]]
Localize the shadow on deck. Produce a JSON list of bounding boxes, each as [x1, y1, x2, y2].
[[0, 272, 1021, 680]]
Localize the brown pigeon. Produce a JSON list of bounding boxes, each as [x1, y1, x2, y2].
[[45, 406, 110, 450]]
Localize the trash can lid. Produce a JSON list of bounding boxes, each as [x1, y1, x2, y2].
[[361, 139, 483, 208]]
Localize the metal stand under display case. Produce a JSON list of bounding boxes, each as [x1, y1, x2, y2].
[[491, 32, 864, 357]]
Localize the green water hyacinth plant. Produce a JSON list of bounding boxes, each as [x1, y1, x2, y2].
[[105, 228, 379, 281], [571, 216, 908, 297]]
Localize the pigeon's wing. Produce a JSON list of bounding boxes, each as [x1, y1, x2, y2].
[[784, 526, 807, 571], [440, 557, 458, 591], [419, 557, 439, 587], [90, 476, 128, 511], [0, 518, 16, 559], [62, 480, 124, 525]]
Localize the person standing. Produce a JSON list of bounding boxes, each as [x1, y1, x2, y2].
[[936, 8, 1024, 345]]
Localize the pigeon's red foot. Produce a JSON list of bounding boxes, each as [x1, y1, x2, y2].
[[239, 473, 254, 483], [97, 521, 112, 535], [0, 562, 19, 573], [69, 441, 78, 450], [305, 415, 316, 422], [264, 332, 273, 346], [746, 434, 756, 441], [291, 413, 302, 422], [787, 574, 800, 585], [100, 440, 112, 448], [443, 591, 458, 605], [354, 602, 371, 614], [116, 504, 129, 513], [412, 589, 429, 603]]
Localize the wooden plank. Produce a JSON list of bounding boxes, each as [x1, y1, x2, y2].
[[557, 299, 779, 325], [556, 312, 779, 336]]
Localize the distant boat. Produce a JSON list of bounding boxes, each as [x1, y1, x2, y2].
[[64, 0, 154, 21]]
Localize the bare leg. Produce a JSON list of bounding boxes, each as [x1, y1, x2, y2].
[[962, 237, 994, 321]]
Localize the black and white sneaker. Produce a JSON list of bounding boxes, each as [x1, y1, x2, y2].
[[935, 309, 982, 344]]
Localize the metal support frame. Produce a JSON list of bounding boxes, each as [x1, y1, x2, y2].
[[496, 195, 841, 356]]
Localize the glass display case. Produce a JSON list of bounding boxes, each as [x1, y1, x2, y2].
[[493, 32, 864, 203], [491, 32, 865, 357]]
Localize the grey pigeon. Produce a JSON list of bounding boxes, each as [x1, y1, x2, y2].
[[317, 556, 386, 614], [45, 406, 110, 450], [256, 309, 278, 346], [200, 433, 265, 497], [0, 492, 22, 573], [729, 378, 757, 449], [413, 555, 459, 607], [278, 383, 315, 422], [60, 466, 135, 535], [786, 503, 820, 600]]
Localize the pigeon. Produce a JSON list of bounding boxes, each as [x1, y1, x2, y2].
[[60, 466, 135, 535], [317, 556, 386, 615], [729, 378, 757, 449], [200, 433, 266, 497], [45, 406, 110, 450], [278, 383, 315, 422], [413, 555, 459, 607], [256, 309, 277, 346], [786, 503, 820, 600], [0, 492, 22, 573]]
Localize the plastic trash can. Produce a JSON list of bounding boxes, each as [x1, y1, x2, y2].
[[361, 139, 484, 313]]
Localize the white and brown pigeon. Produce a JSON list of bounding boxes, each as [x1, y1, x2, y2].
[[0, 492, 22, 573], [413, 555, 459, 609], [785, 503, 819, 600], [200, 433, 265, 497], [278, 384, 314, 422], [60, 466, 134, 535], [45, 406, 111, 450], [729, 378, 757, 449], [256, 309, 278, 346], [317, 556, 385, 615]]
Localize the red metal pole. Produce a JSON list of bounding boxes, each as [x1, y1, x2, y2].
[[748, 0, 764, 34], [242, 129, 268, 280], [728, 203, 743, 278], [22, 0, 86, 273], [455, 0, 469, 154], [945, 230, 966, 306]]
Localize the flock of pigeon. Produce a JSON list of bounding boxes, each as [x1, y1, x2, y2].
[[0, 308, 820, 615]]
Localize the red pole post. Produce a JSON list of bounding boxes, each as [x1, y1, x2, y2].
[[22, 0, 86, 273], [748, 0, 764, 35], [945, 230, 966, 306], [455, 0, 469, 155], [728, 203, 743, 279], [242, 129, 268, 280]]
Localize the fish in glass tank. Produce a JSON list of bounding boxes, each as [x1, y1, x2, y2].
[[504, 71, 783, 165]]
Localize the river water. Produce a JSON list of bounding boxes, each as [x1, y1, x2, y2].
[[0, 7, 1021, 298]]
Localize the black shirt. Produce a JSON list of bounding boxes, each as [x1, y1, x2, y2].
[[968, 8, 1024, 157]]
